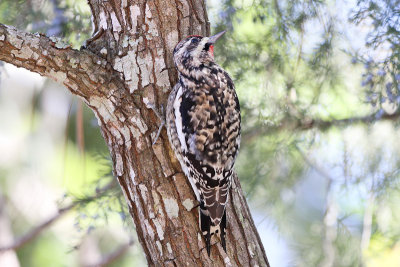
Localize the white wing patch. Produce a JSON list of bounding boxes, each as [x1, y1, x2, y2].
[[173, 86, 201, 200], [173, 86, 187, 152], [194, 37, 209, 57]]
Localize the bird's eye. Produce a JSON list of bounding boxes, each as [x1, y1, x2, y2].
[[191, 38, 199, 44]]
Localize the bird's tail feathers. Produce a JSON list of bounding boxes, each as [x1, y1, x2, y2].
[[200, 202, 227, 256]]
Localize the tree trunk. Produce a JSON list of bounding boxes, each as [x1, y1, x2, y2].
[[0, 1, 270, 266]]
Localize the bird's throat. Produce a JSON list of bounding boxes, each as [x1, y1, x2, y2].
[[208, 45, 214, 58]]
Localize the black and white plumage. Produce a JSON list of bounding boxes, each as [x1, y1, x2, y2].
[[166, 31, 241, 256]]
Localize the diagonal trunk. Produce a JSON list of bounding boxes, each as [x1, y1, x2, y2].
[[0, 0, 269, 266]]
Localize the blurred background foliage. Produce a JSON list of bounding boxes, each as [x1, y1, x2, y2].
[[0, 0, 400, 266]]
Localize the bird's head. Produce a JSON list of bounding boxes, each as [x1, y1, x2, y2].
[[173, 31, 226, 71]]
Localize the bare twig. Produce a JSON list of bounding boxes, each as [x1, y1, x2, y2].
[[0, 193, 21, 266], [295, 145, 335, 181], [0, 180, 116, 252], [360, 193, 374, 251], [243, 111, 400, 145], [296, 146, 338, 267], [0, 203, 74, 252], [86, 241, 133, 267], [319, 178, 338, 267]]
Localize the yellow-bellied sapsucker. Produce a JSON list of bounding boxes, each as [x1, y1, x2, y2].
[[166, 31, 241, 256]]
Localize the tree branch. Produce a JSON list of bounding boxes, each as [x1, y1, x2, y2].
[[243, 111, 400, 144], [0, 180, 116, 252], [87, 241, 133, 267], [0, 203, 74, 252], [0, 193, 20, 267], [0, 23, 117, 100], [296, 146, 338, 266]]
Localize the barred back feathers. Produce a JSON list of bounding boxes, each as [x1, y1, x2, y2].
[[166, 31, 241, 256]]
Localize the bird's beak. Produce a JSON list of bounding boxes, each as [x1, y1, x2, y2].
[[207, 30, 226, 44]]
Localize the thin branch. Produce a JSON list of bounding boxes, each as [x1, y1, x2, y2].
[[296, 146, 338, 267], [86, 241, 133, 267], [0, 180, 116, 252], [0, 203, 75, 252], [360, 193, 374, 251], [243, 111, 400, 144], [319, 180, 337, 267], [295, 145, 334, 181], [0, 193, 21, 267]]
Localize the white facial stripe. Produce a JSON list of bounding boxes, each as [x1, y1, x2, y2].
[[193, 37, 209, 57]]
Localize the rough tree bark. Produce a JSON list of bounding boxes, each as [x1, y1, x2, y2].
[[0, 1, 270, 266]]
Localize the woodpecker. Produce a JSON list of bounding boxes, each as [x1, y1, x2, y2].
[[166, 31, 241, 256]]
